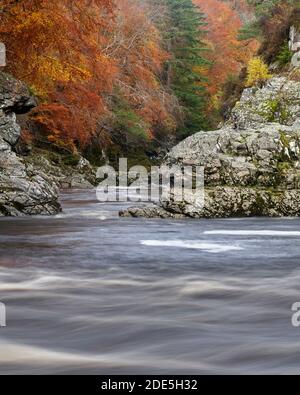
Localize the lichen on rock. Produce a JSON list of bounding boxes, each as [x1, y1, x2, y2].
[[121, 76, 300, 219]]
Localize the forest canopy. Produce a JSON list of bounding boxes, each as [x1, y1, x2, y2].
[[1, 0, 291, 161]]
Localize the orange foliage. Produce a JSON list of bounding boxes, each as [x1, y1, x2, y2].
[[1, 0, 259, 149], [0, 1, 115, 93], [0, 0, 177, 150], [0, 0, 117, 150], [194, 0, 259, 110], [107, 0, 178, 136]]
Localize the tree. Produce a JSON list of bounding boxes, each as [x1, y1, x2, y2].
[[245, 56, 272, 86], [195, 0, 258, 115], [103, 0, 179, 147], [0, 0, 117, 151], [0, 0, 182, 154], [161, 0, 210, 137], [239, 1, 300, 64]]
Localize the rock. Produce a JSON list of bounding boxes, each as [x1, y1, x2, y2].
[[289, 26, 300, 68], [231, 77, 300, 129], [291, 51, 300, 68], [120, 205, 185, 219], [156, 188, 300, 219], [0, 111, 21, 146], [289, 26, 300, 52], [24, 151, 96, 190], [77, 157, 92, 172], [0, 72, 60, 216], [0, 72, 36, 116], [62, 174, 94, 189], [122, 76, 300, 219]]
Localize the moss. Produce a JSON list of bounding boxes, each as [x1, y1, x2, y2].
[[30, 148, 82, 168], [267, 99, 280, 122], [252, 158, 260, 168], [259, 99, 292, 124], [254, 193, 266, 215], [279, 106, 292, 124], [62, 154, 81, 167], [277, 161, 291, 173], [279, 131, 291, 148], [45, 151, 61, 165]]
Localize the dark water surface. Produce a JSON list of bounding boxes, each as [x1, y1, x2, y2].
[[0, 190, 300, 374]]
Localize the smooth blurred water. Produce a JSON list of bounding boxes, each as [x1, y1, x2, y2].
[[0, 189, 300, 375]]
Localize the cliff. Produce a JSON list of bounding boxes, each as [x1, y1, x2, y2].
[[0, 72, 95, 216], [121, 75, 300, 219], [0, 72, 62, 216]]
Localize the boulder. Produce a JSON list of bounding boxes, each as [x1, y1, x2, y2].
[[121, 76, 300, 219], [291, 51, 300, 68]]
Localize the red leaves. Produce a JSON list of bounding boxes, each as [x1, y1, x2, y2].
[[31, 82, 106, 151], [194, 0, 258, 110], [0, 0, 182, 151]]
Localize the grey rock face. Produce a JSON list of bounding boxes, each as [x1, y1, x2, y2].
[[121, 76, 300, 219], [0, 72, 36, 116], [0, 72, 60, 216], [292, 51, 300, 68], [167, 123, 300, 190], [24, 153, 95, 191], [231, 77, 300, 130], [289, 26, 300, 52]]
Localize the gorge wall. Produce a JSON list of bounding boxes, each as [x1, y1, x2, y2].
[[0, 72, 61, 216], [122, 75, 300, 219], [0, 73, 60, 216], [0, 72, 96, 217]]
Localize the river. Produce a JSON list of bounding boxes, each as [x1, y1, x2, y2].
[[0, 189, 300, 375]]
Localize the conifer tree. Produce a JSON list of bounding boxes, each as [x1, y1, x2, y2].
[[154, 0, 210, 137]]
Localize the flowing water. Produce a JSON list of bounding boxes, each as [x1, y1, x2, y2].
[[0, 189, 300, 375]]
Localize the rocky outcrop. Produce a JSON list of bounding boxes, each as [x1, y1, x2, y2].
[[289, 26, 300, 52], [290, 26, 300, 68], [121, 76, 300, 219], [0, 73, 61, 216], [0, 72, 98, 217], [24, 151, 96, 190]]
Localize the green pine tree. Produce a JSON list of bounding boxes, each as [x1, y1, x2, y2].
[[163, 0, 210, 137]]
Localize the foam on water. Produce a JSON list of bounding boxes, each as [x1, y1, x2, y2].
[[205, 230, 300, 237], [141, 240, 243, 253]]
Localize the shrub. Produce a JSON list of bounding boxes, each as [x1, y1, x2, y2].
[[245, 57, 272, 87], [276, 42, 293, 67]]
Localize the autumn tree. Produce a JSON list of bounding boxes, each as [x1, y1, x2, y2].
[[245, 57, 272, 86], [194, 0, 258, 114], [0, 0, 182, 156], [239, 1, 300, 63], [0, 0, 263, 157], [103, 0, 179, 149], [0, 0, 117, 152]]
